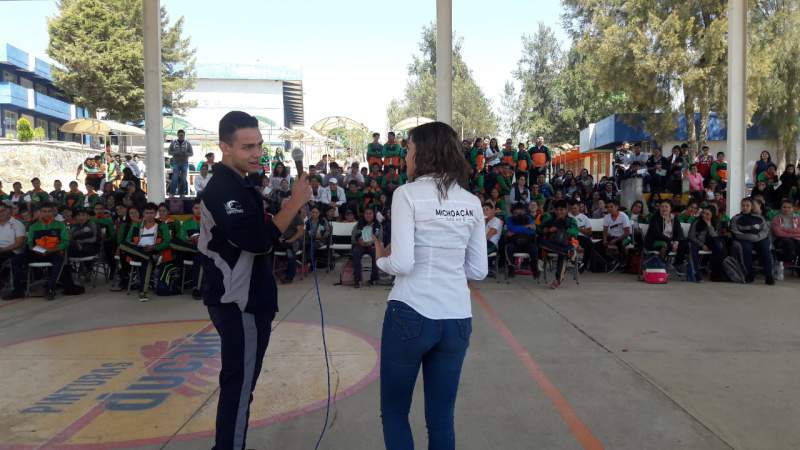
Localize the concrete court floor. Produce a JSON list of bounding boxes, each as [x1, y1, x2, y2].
[[0, 269, 798, 450]]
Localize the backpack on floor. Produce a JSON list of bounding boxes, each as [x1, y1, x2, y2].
[[722, 256, 746, 284], [156, 264, 181, 295], [334, 259, 355, 286]]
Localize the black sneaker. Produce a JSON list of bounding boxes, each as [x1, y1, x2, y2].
[[353, 281, 361, 289], [192, 289, 202, 300], [766, 276, 775, 286], [45, 289, 56, 301], [138, 292, 149, 302], [2, 290, 25, 301]]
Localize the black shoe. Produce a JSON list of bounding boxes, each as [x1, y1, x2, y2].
[[367, 279, 377, 287], [766, 276, 775, 285], [2, 290, 24, 301], [506, 267, 515, 278], [45, 289, 56, 301], [353, 281, 361, 289], [192, 289, 202, 300]]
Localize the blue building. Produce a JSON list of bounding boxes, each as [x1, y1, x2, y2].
[[0, 43, 88, 140]]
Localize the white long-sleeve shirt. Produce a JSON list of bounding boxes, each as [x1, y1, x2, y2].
[[377, 176, 488, 319]]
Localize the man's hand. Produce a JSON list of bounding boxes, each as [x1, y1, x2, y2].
[[290, 174, 312, 204]]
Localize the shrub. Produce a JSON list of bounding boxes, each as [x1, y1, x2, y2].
[[16, 118, 33, 142], [33, 127, 46, 141]]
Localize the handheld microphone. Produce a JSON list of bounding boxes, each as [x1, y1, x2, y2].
[[291, 147, 304, 176]]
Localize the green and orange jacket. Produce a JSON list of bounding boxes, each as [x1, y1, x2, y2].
[[125, 222, 172, 252], [27, 219, 69, 251]]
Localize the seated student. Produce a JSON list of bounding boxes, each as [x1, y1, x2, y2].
[[119, 203, 172, 301], [275, 198, 305, 284], [59, 206, 75, 225], [28, 177, 51, 206], [678, 201, 700, 223], [351, 207, 382, 288], [710, 152, 728, 189], [92, 202, 116, 281], [771, 199, 800, 279], [305, 205, 332, 265], [568, 201, 593, 271], [601, 200, 632, 271], [488, 188, 507, 219], [157, 203, 180, 238], [382, 166, 405, 195], [170, 199, 202, 298], [321, 178, 347, 219], [83, 183, 101, 209], [50, 180, 65, 206], [510, 176, 531, 205], [540, 200, 579, 289], [8, 182, 26, 206], [730, 197, 774, 285], [644, 200, 688, 268], [345, 180, 365, 215], [0, 203, 27, 294], [484, 202, 503, 274], [504, 202, 539, 279], [64, 181, 85, 209], [688, 206, 724, 281], [5, 202, 75, 301], [69, 208, 99, 258]]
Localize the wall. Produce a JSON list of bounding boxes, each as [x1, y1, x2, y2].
[[0, 141, 99, 189]]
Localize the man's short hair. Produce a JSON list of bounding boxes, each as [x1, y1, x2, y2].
[[512, 202, 527, 211], [125, 155, 133, 161], [205, 152, 214, 158], [38, 201, 56, 210], [387, 131, 395, 137], [219, 111, 259, 145], [606, 199, 618, 206], [143, 202, 159, 212], [702, 145, 710, 151], [716, 151, 725, 157], [372, 132, 379, 138], [553, 200, 568, 210], [31, 177, 40, 183], [177, 129, 185, 134], [193, 198, 202, 205]]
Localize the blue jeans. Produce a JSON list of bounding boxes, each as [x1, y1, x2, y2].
[[380, 300, 471, 450], [169, 163, 189, 195]]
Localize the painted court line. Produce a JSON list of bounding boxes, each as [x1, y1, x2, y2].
[[472, 286, 605, 450]]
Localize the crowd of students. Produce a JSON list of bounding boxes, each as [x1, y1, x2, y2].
[[1, 134, 799, 300]]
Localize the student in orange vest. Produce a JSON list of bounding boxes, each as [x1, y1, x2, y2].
[[516, 141, 532, 184], [529, 136, 551, 180]]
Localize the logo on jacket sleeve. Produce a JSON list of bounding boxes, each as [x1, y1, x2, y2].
[[224, 200, 244, 215]]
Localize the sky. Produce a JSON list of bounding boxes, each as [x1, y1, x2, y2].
[[0, 0, 570, 133]]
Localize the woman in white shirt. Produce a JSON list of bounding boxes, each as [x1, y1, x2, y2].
[[374, 121, 487, 450]]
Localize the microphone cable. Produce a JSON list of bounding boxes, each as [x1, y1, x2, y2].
[[309, 238, 332, 450]]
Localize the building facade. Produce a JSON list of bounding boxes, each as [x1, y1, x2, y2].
[[182, 63, 304, 144], [0, 43, 88, 140]]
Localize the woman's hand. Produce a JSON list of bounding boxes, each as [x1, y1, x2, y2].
[[374, 235, 390, 258]]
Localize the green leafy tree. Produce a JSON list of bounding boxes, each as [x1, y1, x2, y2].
[[33, 127, 47, 141], [750, 0, 800, 168], [562, 0, 730, 153], [387, 25, 499, 138], [16, 118, 33, 142], [47, 0, 196, 122]]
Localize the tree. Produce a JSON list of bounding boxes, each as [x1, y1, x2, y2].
[[750, 0, 800, 168], [387, 25, 499, 138], [561, 0, 730, 153], [501, 23, 631, 145], [47, 0, 196, 122]]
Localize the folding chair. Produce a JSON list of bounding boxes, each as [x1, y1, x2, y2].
[[69, 255, 98, 288], [328, 222, 357, 271], [273, 235, 306, 280]]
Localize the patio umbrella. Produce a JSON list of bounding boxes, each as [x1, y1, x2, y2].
[[163, 116, 194, 137]]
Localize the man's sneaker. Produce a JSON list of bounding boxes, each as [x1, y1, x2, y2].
[[2, 290, 25, 301], [766, 276, 775, 286], [353, 281, 361, 289], [138, 292, 149, 302], [192, 289, 202, 300], [45, 289, 56, 301]]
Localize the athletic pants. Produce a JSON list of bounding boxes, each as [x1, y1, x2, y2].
[[207, 303, 274, 450]]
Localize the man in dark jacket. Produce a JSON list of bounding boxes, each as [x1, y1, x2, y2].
[[198, 111, 310, 450]]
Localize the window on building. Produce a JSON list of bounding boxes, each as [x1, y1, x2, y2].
[[34, 84, 47, 95], [2, 70, 16, 83], [35, 118, 48, 138], [49, 122, 60, 141], [19, 78, 33, 89], [3, 110, 18, 137]]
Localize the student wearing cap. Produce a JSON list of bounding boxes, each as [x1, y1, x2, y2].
[[321, 177, 346, 218]]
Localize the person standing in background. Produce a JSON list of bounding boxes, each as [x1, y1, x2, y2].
[[168, 129, 193, 196]]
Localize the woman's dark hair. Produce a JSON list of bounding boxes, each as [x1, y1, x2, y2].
[[408, 122, 471, 200], [273, 162, 286, 177], [473, 137, 482, 148]]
